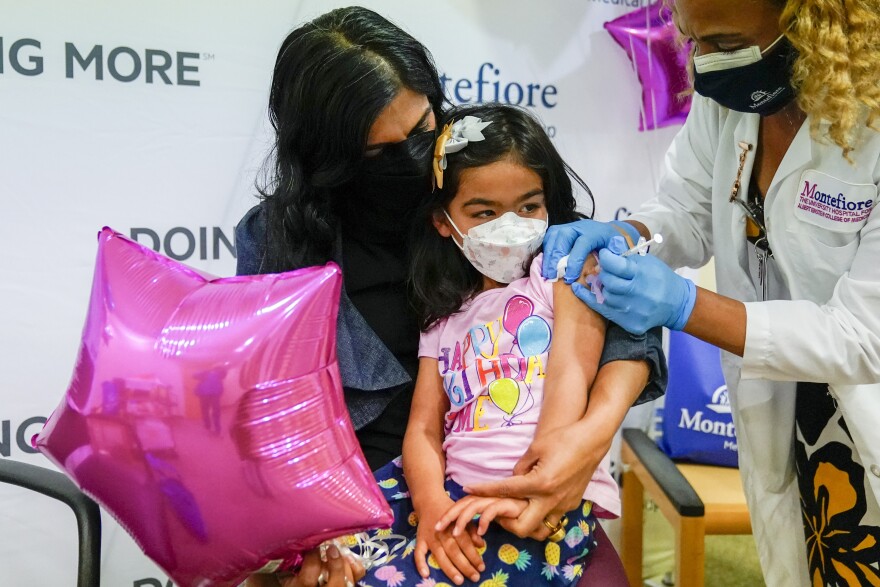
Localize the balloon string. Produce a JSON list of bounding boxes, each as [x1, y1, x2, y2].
[[646, 1, 658, 129], [645, 2, 664, 191], [622, 2, 663, 194], [626, 34, 650, 130], [502, 382, 537, 427], [346, 532, 410, 569]]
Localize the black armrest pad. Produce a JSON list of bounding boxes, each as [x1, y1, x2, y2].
[[622, 428, 704, 517]]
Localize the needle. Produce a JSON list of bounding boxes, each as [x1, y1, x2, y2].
[[621, 233, 663, 257]]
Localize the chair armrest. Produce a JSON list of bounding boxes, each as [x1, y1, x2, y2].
[[0, 459, 101, 587], [622, 428, 704, 517]]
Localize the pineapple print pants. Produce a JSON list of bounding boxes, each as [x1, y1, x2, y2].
[[358, 460, 599, 587]]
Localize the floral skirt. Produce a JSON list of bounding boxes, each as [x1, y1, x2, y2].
[[794, 382, 880, 586], [356, 459, 598, 587]]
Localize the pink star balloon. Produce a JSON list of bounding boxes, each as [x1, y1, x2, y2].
[[605, 2, 692, 130], [35, 228, 392, 587]]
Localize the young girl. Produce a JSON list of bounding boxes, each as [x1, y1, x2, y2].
[[357, 103, 651, 587]]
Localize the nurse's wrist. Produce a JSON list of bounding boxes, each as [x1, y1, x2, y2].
[[682, 288, 746, 357], [668, 277, 697, 331]]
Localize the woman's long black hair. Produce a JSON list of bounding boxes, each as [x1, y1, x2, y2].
[[409, 103, 595, 331], [258, 6, 444, 272]]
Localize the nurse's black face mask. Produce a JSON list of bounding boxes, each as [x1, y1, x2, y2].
[[693, 34, 798, 117]]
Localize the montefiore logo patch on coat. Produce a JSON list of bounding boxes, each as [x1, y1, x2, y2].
[[795, 169, 878, 233]]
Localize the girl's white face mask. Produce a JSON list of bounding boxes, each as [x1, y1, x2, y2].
[[444, 210, 547, 283]]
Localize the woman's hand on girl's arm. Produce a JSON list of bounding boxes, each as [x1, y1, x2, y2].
[[433, 495, 529, 537], [464, 359, 649, 539]]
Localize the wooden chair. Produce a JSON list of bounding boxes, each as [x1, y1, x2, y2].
[[0, 459, 102, 587], [620, 428, 751, 587]]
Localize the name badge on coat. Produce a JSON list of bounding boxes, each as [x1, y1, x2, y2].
[[794, 169, 878, 233]]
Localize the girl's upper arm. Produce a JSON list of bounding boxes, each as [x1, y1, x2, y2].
[[406, 357, 449, 437], [549, 279, 606, 373], [402, 358, 451, 507]]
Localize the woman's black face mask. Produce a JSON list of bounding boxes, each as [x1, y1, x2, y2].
[[353, 129, 435, 212], [359, 129, 435, 179], [334, 129, 436, 242]]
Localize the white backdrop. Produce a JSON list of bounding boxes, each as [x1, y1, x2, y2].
[[0, 1, 680, 584]]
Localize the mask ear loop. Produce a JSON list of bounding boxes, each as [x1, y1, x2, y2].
[[761, 33, 786, 55], [442, 210, 467, 251]]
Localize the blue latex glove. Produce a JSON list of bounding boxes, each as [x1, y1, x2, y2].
[[571, 249, 697, 335], [541, 219, 642, 282]]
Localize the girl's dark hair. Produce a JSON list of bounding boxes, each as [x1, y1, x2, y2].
[[258, 6, 444, 272], [410, 103, 594, 330]]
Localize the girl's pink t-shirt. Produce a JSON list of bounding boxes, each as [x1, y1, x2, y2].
[[418, 255, 620, 518]]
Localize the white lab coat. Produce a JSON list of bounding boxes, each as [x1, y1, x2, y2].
[[630, 95, 880, 586]]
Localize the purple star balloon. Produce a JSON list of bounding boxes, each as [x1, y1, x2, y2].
[[35, 228, 392, 587], [605, 2, 693, 131]]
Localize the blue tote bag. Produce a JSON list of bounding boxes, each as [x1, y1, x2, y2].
[[658, 330, 738, 467]]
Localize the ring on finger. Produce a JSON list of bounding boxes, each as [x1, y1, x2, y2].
[[543, 515, 569, 543], [317, 570, 328, 586]]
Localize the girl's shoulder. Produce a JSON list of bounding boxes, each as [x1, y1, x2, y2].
[[418, 315, 450, 359], [519, 253, 555, 312], [422, 314, 449, 338], [465, 253, 554, 314]]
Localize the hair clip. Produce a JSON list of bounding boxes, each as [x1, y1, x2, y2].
[[432, 116, 492, 189]]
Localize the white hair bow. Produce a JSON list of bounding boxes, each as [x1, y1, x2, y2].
[[433, 116, 492, 189]]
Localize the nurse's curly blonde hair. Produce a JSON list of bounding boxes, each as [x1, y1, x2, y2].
[[780, 0, 880, 157], [672, 0, 880, 158]]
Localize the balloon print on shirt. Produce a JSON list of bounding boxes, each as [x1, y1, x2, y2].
[[488, 378, 520, 414], [485, 295, 550, 425], [502, 295, 551, 357], [488, 377, 535, 426], [517, 315, 551, 357], [502, 295, 534, 345]]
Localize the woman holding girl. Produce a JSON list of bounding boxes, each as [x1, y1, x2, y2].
[[358, 102, 659, 587], [240, 7, 665, 586]]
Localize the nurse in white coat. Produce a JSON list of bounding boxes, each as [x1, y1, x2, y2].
[[470, 0, 880, 585]]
